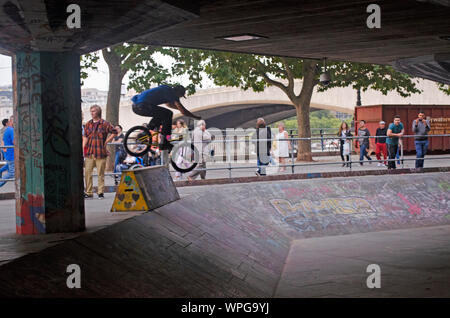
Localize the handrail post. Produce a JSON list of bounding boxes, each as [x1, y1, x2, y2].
[[291, 138, 295, 174], [226, 136, 232, 178], [320, 129, 324, 151]]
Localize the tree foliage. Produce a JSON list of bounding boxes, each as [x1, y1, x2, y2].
[[81, 45, 443, 161], [166, 48, 421, 160], [273, 111, 344, 131], [80, 52, 99, 85], [438, 83, 450, 95]]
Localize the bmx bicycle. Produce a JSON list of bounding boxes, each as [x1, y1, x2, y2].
[[123, 125, 199, 173]]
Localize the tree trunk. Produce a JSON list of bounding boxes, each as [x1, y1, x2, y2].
[[103, 48, 127, 172], [295, 59, 318, 161], [295, 103, 313, 161]]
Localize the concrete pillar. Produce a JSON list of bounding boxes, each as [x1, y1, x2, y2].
[[14, 52, 85, 234]]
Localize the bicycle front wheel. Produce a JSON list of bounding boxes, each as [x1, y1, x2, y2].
[[123, 126, 151, 157], [170, 142, 199, 173]]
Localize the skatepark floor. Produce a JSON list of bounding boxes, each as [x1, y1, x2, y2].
[[0, 172, 449, 297]]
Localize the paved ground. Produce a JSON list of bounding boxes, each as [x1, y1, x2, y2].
[[1, 154, 449, 194], [0, 172, 449, 297], [0, 194, 143, 264], [276, 225, 450, 297]]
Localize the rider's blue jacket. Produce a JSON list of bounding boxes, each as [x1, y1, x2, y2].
[[131, 85, 179, 106]]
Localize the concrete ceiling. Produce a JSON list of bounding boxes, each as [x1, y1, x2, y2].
[[0, 0, 200, 54], [0, 0, 449, 83]]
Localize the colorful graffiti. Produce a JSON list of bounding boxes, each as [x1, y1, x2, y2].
[[15, 52, 85, 234], [270, 197, 375, 219], [267, 173, 450, 234], [16, 194, 45, 234], [16, 53, 45, 234], [111, 172, 149, 212], [397, 193, 421, 215]]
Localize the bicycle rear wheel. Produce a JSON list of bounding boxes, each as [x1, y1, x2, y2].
[[170, 142, 199, 173], [123, 126, 152, 157]]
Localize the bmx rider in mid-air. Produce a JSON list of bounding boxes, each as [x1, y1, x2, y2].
[[131, 84, 201, 150]]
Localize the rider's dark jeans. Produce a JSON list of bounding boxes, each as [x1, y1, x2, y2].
[[132, 102, 173, 136]]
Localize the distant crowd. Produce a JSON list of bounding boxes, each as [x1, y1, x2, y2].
[[0, 109, 433, 192], [244, 110, 432, 176], [342, 110, 431, 170]]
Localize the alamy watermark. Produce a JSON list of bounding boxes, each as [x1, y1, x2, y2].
[[366, 4, 381, 29], [66, 264, 81, 289], [66, 4, 81, 29], [366, 264, 381, 288]]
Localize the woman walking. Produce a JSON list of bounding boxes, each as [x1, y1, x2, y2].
[[337, 122, 352, 167], [274, 122, 291, 172]]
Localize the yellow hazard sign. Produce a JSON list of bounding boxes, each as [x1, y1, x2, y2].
[[111, 171, 149, 212]]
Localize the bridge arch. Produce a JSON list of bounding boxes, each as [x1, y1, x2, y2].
[[173, 100, 353, 129]]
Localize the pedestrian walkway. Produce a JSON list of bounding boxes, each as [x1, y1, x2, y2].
[[1, 154, 448, 194]]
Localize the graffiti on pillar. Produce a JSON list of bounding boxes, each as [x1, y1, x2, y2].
[[42, 59, 71, 158], [41, 57, 73, 215], [16, 194, 45, 234], [16, 52, 82, 234], [16, 53, 46, 234]]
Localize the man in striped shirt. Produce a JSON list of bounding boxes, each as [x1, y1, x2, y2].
[[83, 105, 117, 199]]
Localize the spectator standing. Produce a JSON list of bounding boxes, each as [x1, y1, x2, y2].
[[83, 105, 117, 199], [356, 120, 372, 166], [188, 120, 212, 181], [337, 121, 352, 167], [386, 115, 404, 170], [375, 121, 388, 166], [0, 118, 9, 175], [0, 116, 14, 188], [112, 125, 125, 185], [254, 118, 272, 176], [274, 122, 292, 172], [412, 111, 431, 168]]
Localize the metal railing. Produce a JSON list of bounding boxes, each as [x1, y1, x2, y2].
[[1, 134, 449, 183], [169, 133, 450, 177]]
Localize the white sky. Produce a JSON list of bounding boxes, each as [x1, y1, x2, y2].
[[0, 51, 214, 91], [0, 54, 12, 86], [0, 52, 124, 90]]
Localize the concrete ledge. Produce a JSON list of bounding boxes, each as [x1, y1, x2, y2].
[[1, 166, 449, 200], [175, 166, 450, 187]]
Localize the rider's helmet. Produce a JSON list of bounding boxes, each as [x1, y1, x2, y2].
[[173, 85, 186, 98]]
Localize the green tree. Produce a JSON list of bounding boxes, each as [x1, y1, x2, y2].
[[81, 44, 173, 170], [438, 83, 450, 95], [168, 49, 421, 161], [273, 111, 344, 132]]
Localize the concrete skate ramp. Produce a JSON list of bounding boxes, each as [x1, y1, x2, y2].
[[0, 172, 449, 297]]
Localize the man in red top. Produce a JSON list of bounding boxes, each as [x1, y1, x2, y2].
[[83, 105, 117, 199]]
